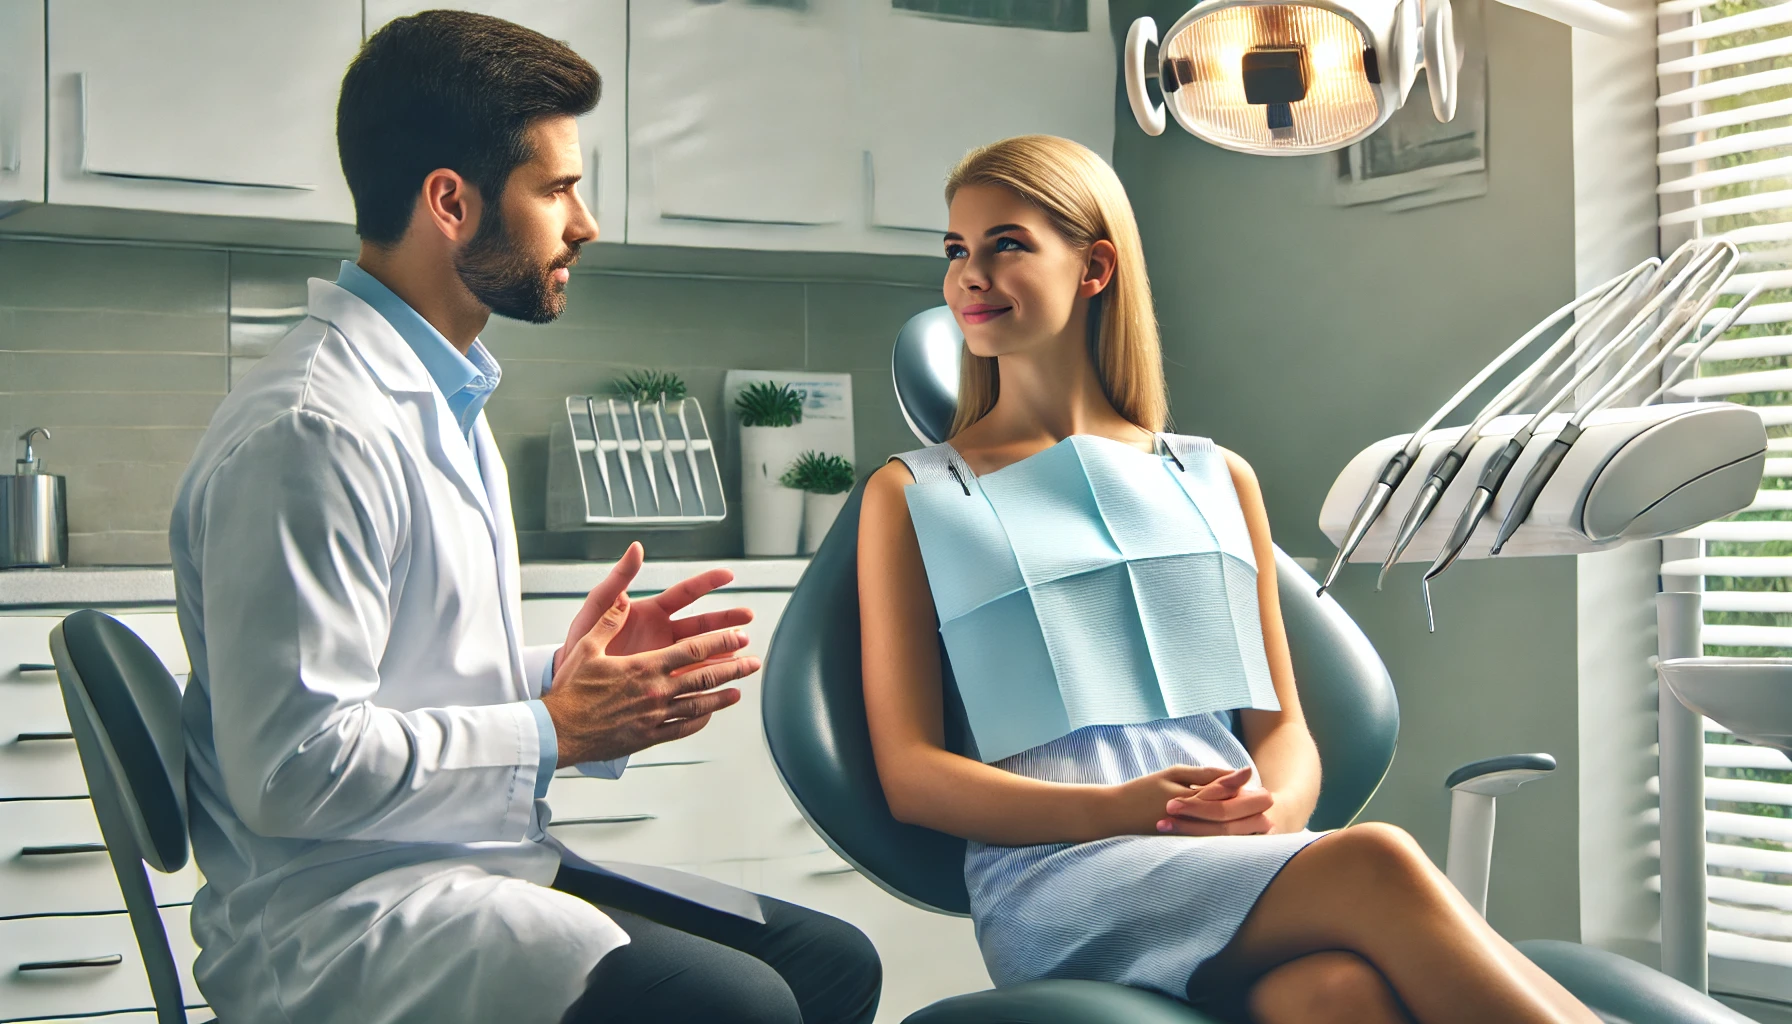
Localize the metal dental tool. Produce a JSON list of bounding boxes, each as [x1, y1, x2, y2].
[[1484, 249, 1750, 559], [583, 397, 615, 516], [1315, 259, 1659, 596], [1410, 254, 1710, 602], [606, 398, 640, 516], [1371, 256, 1667, 591]]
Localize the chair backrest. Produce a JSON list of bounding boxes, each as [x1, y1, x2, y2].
[[51, 609, 194, 1023], [761, 304, 1401, 915]]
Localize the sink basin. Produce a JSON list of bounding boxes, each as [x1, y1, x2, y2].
[[1658, 657, 1792, 754]]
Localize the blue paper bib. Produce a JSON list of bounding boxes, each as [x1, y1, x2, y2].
[[899, 434, 1280, 763]]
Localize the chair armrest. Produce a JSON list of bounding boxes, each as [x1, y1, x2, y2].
[[1446, 752, 1557, 796]]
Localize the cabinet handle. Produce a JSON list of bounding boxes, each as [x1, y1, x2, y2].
[[549, 814, 657, 827], [20, 843, 107, 857], [16, 663, 56, 674], [810, 864, 858, 877], [18, 954, 123, 972], [76, 74, 315, 191], [13, 731, 73, 743], [631, 759, 708, 769]]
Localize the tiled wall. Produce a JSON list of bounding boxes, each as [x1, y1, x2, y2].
[[0, 237, 943, 565]]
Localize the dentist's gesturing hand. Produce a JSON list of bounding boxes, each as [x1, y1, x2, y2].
[[542, 591, 761, 766]]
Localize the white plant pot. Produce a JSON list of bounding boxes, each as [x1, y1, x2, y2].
[[739, 425, 805, 556], [802, 491, 850, 554]]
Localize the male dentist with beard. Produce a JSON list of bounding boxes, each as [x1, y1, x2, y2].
[[168, 11, 880, 1024]]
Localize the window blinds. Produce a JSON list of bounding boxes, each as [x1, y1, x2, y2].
[[1657, 0, 1792, 971]]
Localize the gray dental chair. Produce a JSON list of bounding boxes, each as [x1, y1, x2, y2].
[[759, 307, 1751, 1023], [50, 609, 216, 1024]]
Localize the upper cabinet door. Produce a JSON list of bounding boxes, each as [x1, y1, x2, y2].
[[627, 0, 860, 251], [363, 1, 629, 245], [0, 0, 46, 204], [861, 0, 1115, 235], [46, 0, 360, 222]]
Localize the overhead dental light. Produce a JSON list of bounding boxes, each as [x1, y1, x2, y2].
[[1125, 0, 1633, 155]]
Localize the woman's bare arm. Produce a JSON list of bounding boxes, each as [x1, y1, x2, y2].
[[860, 461, 1264, 844], [1217, 448, 1322, 834]]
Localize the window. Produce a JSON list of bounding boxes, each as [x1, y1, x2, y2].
[[1657, 0, 1792, 987]]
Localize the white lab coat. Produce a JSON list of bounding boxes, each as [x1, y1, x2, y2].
[[169, 279, 628, 1024]]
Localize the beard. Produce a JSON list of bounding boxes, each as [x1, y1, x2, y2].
[[453, 203, 579, 324]]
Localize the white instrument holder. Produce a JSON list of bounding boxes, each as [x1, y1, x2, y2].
[[546, 395, 727, 530]]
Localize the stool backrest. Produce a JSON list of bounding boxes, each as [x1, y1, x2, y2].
[[51, 609, 194, 1023], [761, 485, 1400, 915]]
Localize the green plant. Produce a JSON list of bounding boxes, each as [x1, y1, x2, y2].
[[780, 451, 855, 494], [735, 381, 805, 428], [611, 369, 688, 404]]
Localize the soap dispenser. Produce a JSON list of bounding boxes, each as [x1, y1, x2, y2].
[[2, 428, 68, 568]]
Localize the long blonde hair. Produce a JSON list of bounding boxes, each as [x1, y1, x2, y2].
[[944, 135, 1167, 438]]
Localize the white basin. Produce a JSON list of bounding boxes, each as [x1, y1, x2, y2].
[[1658, 657, 1792, 754]]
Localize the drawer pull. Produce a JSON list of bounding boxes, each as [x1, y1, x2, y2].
[[18, 954, 124, 972], [550, 814, 657, 826], [13, 731, 73, 743], [633, 759, 709, 769], [15, 663, 56, 674], [20, 843, 107, 857], [810, 864, 858, 877]]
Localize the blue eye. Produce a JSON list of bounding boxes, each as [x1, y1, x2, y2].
[[945, 243, 968, 260], [995, 236, 1026, 252]]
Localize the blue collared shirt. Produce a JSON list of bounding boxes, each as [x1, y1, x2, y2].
[[335, 261, 558, 798]]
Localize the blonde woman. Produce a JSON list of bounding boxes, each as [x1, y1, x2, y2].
[[857, 135, 1599, 1024]]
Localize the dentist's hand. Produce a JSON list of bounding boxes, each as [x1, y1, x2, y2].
[[554, 542, 755, 669], [1111, 765, 1274, 837], [542, 590, 761, 765]]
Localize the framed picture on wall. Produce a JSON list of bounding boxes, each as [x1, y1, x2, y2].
[[1332, 0, 1488, 211]]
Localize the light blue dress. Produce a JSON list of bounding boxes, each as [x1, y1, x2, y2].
[[894, 434, 1323, 1000]]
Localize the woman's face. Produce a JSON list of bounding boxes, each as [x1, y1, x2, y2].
[[943, 184, 1097, 359]]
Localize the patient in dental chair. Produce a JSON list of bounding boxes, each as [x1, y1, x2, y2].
[[856, 134, 1600, 1024]]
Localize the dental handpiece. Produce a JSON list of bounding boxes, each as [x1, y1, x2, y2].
[[1371, 260, 1658, 590], [1316, 259, 1657, 596], [1412, 256, 1675, 587], [1487, 244, 1741, 555]]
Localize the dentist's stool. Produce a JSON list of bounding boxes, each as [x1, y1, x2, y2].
[[50, 609, 217, 1024]]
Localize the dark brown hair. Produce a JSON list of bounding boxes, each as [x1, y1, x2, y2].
[[337, 10, 600, 245]]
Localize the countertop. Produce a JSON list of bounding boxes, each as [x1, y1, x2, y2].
[[0, 559, 811, 609]]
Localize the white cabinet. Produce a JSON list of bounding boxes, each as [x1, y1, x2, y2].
[[364, 0, 629, 244], [626, 0, 1116, 255], [45, 0, 360, 222], [0, 0, 45, 204], [861, 0, 1116, 234], [626, 0, 861, 252]]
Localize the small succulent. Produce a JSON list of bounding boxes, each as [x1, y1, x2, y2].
[[736, 381, 806, 428], [781, 451, 855, 495], [611, 369, 688, 404]]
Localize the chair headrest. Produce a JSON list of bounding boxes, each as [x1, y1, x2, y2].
[[893, 306, 963, 446], [53, 609, 189, 872]]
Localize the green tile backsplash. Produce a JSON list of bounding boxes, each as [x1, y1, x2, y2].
[[0, 237, 942, 565]]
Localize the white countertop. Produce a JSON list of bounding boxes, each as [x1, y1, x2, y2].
[[0, 558, 810, 609]]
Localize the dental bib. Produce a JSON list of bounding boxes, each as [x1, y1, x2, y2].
[[898, 434, 1280, 763]]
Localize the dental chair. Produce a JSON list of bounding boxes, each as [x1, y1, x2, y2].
[[50, 609, 217, 1024], [758, 307, 1751, 1023]]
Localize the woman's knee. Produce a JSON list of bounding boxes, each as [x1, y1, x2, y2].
[[1248, 951, 1406, 1024], [1320, 823, 1438, 888]]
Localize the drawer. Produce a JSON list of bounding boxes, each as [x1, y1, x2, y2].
[[0, 800, 200, 918], [27, 1013, 211, 1024], [750, 852, 990, 1024], [1, 612, 188, 800], [0, 904, 203, 1022]]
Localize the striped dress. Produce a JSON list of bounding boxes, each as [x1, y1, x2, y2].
[[895, 435, 1323, 1000]]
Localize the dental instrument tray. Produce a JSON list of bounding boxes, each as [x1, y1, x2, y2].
[[1319, 402, 1766, 563], [546, 395, 727, 529]]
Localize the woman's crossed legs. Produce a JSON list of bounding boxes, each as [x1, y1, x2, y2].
[[1197, 823, 1598, 1024]]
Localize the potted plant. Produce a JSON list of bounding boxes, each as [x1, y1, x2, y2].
[[611, 369, 688, 411], [735, 381, 806, 556], [781, 452, 855, 555]]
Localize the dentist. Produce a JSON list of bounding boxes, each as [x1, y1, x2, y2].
[[169, 11, 879, 1024]]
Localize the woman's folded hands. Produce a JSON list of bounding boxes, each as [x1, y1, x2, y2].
[[1110, 764, 1276, 838]]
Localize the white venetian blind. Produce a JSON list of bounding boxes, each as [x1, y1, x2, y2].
[[1657, 0, 1792, 973]]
